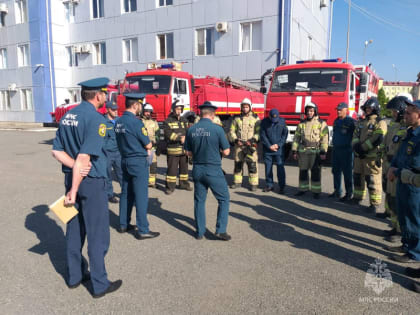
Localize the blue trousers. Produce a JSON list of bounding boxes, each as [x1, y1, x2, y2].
[[105, 150, 122, 198], [193, 165, 230, 237], [396, 180, 420, 260], [332, 147, 354, 196], [119, 157, 149, 233], [263, 154, 285, 188], [65, 174, 110, 295]]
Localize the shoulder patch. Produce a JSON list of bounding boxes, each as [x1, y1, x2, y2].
[[98, 123, 106, 137], [142, 127, 148, 136]]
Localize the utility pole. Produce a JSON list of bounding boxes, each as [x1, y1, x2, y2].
[[346, 0, 351, 62]]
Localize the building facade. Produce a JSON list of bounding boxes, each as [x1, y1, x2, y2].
[[379, 80, 420, 101], [0, 0, 333, 123]]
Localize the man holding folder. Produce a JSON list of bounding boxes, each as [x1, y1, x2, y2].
[[52, 77, 122, 298]]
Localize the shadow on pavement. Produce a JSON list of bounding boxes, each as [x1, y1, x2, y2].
[[229, 194, 415, 290], [25, 205, 67, 281], [39, 138, 54, 145]]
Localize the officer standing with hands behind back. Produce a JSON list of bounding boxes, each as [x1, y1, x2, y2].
[[52, 77, 122, 298], [115, 93, 160, 240], [185, 101, 231, 241]]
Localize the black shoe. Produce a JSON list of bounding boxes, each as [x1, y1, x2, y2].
[[339, 195, 352, 202], [117, 224, 135, 233], [196, 234, 204, 240], [108, 196, 119, 204], [365, 205, 378, 213], [135, 230, 160, 240], [92, 280, 123, 299], [295, 191, 305, 196], [250, 185, 258, 192], [349, 198, 361, 206], [390, 253, 419, 263], [376, 212, 389, 219], [165, 189, 174, 195], [67, 274, 91, 289], [215, 233, 231, 241], [180, 185, 193, 191], [383, 228, 397, 237], [384, 234, 401, 243], [278, 187, 285, 195], [263, 186, 273, 192], [313, 193, 320, 199], [384, 244, 406, 253], [230, 183, 239, 189], [412, 281, 420, 293], [328, 192, 339, 198], [406, 267, 420, 278]]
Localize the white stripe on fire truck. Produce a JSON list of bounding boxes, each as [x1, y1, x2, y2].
[[304, 96, 312, 108], [295, 96, 302, 113], [208, 101, 265, 108]]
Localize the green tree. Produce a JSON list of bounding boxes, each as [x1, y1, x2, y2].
[[377, 88, 390, 117]]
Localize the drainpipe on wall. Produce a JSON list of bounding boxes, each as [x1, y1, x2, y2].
[[45, 0, 55, 112], [276, 0, 283, 66]]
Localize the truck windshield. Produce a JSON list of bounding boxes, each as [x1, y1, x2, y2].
[[125, 75, 172, 94], [271, 68, 348, 92]]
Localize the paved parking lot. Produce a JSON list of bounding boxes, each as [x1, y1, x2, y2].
[[0, 128, 419, 314]]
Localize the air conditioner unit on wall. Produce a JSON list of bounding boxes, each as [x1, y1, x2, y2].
[[0, 3, 8, 13], [215, 22, 228, 33], [8, 83, 17, 91], [320, 0, 328, 8], [80, 44, 91, 54]]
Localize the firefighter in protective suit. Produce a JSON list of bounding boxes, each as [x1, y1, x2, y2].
[[292, 102, 329, 199], [351, 97, 387, 213], [382, 96, 409, 241], [141, 103, 160, 188], [229, 98, 260, 191], [163, 100, 192, 195]]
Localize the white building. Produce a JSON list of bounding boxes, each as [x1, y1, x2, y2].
[[0, 0, 333, 123]]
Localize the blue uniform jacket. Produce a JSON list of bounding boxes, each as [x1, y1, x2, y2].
[[52, 101, 108, 178], [103, 115, 119, 152], [332, 116, 355, 149], [115, 111, 150, 158], [391, 126, 420, 178], [185, 118, 230, 166], [260, 117, 288, 155]]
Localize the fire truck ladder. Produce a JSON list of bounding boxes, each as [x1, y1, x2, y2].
[[221, 76, 260, 92]]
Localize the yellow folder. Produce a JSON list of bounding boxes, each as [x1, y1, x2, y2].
[[49, 195, 78, 224]]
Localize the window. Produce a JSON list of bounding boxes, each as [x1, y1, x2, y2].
[[20, 89, 33, 111], [123, 0, 137, 12], [15, 0, 27, 24], [92, 0, 104, 19], [157, 0, 172, 7], [0, 48, 7, 69], [64, 2, 76, 23], [240, 21, 262, 52], [66, 46, 78, 67], [0, 11, 6, 27], [157, 33, 174, 59], [93, 42, 106, 65], [17, 44, 29, 67], [69, 89, 80, 103], [173, 79, 187, 94], [196, 28, 214, 56], [126, 75, 172, 95], [0, 90, 11, 111], [123, 38, 138, 62]]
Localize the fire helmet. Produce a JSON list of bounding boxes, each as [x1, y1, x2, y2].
[[386, 96, 407, 121], [171, 99, 184, 112], [143, 103, 154, 112], [361, 97, 380, 115], [241, 98, 252, 109], [304, 102, 318, 116]]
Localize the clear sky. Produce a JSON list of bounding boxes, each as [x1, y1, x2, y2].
[[330, 0, 420, 82]]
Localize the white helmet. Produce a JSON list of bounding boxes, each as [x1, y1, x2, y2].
[[241, 98, 252, 109], [143, 103, 154, 112], [396, 92, 413, 102]]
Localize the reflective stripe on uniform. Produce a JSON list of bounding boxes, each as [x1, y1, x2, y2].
[[166, 175, 177, 183], [179, 174, 188, 181]]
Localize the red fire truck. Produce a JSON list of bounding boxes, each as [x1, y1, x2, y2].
[[118, 62, 264, 124], [263, 58, 379, 143]]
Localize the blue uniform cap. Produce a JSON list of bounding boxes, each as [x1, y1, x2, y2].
[[199, 101, 217, 111], [78, 77, 109, 91], [106, 101, 118, 110], [405, 99, 420, 110], [336, 102, 348, 110], [269, 108, 280, 123], [124, 93, 146, 103]]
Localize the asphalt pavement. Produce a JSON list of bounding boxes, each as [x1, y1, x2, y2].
[[0, 127, 419, 314]]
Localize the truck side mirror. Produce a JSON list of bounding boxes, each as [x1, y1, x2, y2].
[[260, 87, 267, 94]]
